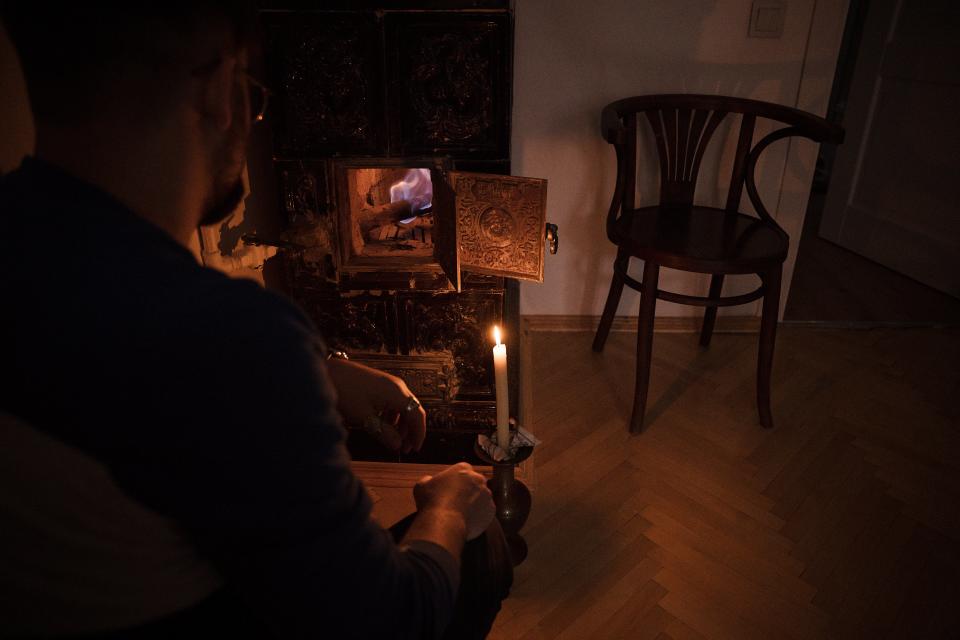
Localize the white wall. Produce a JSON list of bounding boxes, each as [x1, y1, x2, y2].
[[513, 0, 848, 317]]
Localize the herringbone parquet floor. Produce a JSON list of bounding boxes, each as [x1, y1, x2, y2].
[[489, 326, 960, 639]]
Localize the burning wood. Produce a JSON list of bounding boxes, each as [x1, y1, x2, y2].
[[360, 200, 420, 234]]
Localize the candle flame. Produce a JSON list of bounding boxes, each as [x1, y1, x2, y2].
[[493, 325, 502, 346]]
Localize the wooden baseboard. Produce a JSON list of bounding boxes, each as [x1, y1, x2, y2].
[[521, 314, 761, 334]]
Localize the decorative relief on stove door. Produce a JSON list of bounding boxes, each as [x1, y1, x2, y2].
[[389, 15, 508, 156], [263, 14, 384, 156], [403, 293, 500, 398], [452, 172, 548, 282]]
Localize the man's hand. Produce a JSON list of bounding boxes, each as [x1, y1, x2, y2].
[[413, 462, 496, 541], [324, 358, 426, 454]]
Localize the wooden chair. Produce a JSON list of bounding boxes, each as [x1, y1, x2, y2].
[[593, 94, 843, 433]]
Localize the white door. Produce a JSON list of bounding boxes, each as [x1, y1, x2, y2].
[[819, 0, 960, 297]]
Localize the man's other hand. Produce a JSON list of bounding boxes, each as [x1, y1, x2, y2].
[[325, 359, 427, 454], [413, 463, 496, 541]]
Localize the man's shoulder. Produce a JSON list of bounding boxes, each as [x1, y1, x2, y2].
[[177, 268, 318, 349]]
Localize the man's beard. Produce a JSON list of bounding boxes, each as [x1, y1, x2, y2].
[[199, 175, 246, 227], [200, 118, 249, 228]]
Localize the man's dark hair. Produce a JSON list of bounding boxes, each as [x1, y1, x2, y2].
[[1, 2, 256, 125]]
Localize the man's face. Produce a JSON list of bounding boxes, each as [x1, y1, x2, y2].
[[199, 57, 252, 227]]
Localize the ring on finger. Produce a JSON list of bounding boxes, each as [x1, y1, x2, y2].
[[403, 396, 421, 414]]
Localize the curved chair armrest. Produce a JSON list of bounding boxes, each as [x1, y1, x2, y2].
[[744, 122, 843, 233], [601, 104, 627, 145], [601, 105, 628, 240], [794, 113, 845, 146], [605, 142, 627, 242]]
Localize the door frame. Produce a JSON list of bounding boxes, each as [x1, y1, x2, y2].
[[776, 0, 851, 319]]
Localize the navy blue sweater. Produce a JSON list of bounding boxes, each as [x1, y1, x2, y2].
[[0, 157, 457, 638]]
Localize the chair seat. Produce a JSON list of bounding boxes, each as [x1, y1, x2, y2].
[[613, 205, 788, 274]]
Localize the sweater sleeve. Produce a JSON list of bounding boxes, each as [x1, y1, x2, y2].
[[111, 283, 460, 639]]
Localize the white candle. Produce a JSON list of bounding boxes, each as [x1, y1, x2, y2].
[[492, 326, 510, 450]]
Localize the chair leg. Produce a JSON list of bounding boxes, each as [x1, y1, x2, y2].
[[699, 274, 725, 348], [592, 248, 630, 353], [630, 260, 660, 434], [757, 266, 782, 429]]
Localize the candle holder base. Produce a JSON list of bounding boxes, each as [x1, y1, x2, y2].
[[474, 438, 533, 567]]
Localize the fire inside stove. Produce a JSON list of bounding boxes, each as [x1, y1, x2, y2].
[[346, 167, 435, 258]]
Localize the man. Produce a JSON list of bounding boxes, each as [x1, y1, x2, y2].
[[0, 3, 509, 638]]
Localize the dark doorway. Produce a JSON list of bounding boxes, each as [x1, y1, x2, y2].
[[785, 0, 960, 324]]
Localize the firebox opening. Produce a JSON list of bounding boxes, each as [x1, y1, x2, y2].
[[346, 167, 435, 258]]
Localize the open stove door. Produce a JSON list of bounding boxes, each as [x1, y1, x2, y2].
[[447, 172, 548, 284], [431, 166, 462, 291]]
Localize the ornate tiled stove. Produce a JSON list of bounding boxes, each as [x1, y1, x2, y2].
[[255, 2, 554, 464]]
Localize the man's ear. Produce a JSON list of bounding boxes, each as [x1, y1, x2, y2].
[[198, 57, 235, 133]]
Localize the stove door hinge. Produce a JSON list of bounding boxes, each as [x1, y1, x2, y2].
[[545, 223, 559, 255]]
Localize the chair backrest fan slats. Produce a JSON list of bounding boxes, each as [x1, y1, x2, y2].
[[690, 110, 726, 193], [644, 107, 729, 208]]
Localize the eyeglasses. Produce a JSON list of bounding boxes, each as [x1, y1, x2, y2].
[[192, 58, 271, 125], [242, 71, 271, 124]]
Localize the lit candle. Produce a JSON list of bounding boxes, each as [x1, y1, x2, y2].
[[492, 326, 510, 450]]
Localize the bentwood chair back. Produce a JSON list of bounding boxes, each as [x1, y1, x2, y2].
[[593, 94, 844, 433]]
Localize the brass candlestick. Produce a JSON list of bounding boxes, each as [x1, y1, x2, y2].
[[474, 437, 533, 566]]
